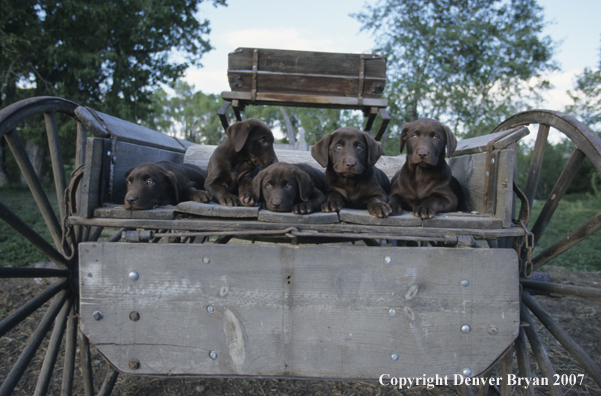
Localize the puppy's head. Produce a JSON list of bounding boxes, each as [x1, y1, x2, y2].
[[311, 127, 382, 176], [399, 118, 457, 167], [124, 162, 180, 210], [252, 163, 315, 212], [226, 118, 278, 168]]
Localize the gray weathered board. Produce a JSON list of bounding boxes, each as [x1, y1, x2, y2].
[[79, 243, 519, 379]]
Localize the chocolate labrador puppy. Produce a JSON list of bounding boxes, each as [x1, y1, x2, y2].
[[389, 118, 463, 219], [311, 127, 391, 217], [205, 118, 278, 206], [252, 162, 326, 214], [124, 161, 209, 210]]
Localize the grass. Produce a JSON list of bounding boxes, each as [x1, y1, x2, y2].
[[531, 193, 601, 272], [1, 184, 601, 271]]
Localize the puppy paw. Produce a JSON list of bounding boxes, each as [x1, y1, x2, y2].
[[412, 205, 435, 219], [239, 193, 256, 207], [368, 201, 392, 218], [322, 199, 343, 213], [218, 194, 240, 207], [389, 203, 403, 216], [191, 190, 211, 203], [292, 202, 313, 215]]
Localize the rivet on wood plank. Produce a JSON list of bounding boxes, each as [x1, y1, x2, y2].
[[488, 325, 498, 335], [384, 256, 392, 264], [209, 351, 218, 360], [106, 151, 111, 157], [129, 311, 140, 321], [92, 311, 103, 321], [461, 279, 470, 287], [128, 359, 140, 370], [390, 353, 399, 361], [461, 324, 471, 334], [388, 308, 396, 316], [462, 367, 473, 377], [128, 271, 139, 281], [202, 256, 211, 264], [206, 305, 215, 313]]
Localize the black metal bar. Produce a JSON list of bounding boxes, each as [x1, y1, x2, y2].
[[520, 302, 564, 396], [97, 368, 120, 396], [5, 129, 63, 250], [524, 124, 549, 210], [0, 266, 69, 279], [217, 101, 231, 131], [33, 295, 73, 396], [374, 108, 390, 142], [108, 228, 126, 242], [521, 279, 601, 300], [89, 226, 104, 242], [500, 347, 513, 396], [522, 290, 601, 387], [514, 327, 535, 396], [0, 200, 69, 269], [45, 111, 67, 222], [79, 329, 95, 396], [61, 304, 78, 396], [532, 212, 601, 270], [0, 278, 68, 338], [0, 289, 70, 396], [531, 149, 585, 245]]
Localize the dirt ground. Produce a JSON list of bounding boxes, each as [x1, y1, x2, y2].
[[1, 266, 600, 396]]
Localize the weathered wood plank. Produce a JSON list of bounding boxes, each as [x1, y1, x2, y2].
[[340, 209, 421, 227], [221, 91, 388, 109], [176, 202, 259, 219], [340, 209, 502, 229], [80, 244, 519, 379], [453, 127, 529, 156], [257, 210, 339, 224], [93, 205, 176, 220], [80, 138, 105, 218]]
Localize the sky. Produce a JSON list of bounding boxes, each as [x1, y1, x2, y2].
[[185, 0, 601, 114]]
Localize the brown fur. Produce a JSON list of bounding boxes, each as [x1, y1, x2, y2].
[[252, 163, 326, 214], [124, 161, 209, 210], [389, 118, 463, 219], [204, 119, 278, 206], [311, 127, 391, 218]]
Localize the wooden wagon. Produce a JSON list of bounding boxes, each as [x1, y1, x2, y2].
[[1, 48, 601, 396]]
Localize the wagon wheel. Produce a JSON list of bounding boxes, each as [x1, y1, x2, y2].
[[0, 97, 119, 396], [489, 110, 601, 395]]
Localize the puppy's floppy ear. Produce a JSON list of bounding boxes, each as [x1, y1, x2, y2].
[[311, 133, 333, 168], [226, 120, 252, 152], [443, 124, 457, 157], [399, 122, 412, 154], [295, 168, 315, 202], [361, 131, 383, 166], [164, 170, 181, 204], [251, 169, 266, 202]]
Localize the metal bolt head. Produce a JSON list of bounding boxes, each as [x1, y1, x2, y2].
[[202, 256, 210, 264], [129, 311, 140, 321], [128, 359, 140, 370], [128, 271, 139, 281], [390, 352, 399, 361], [488, 325, 499, 335], [206, 305, 215, 313], [389, 308, 396, 316], [209, 350, 218, 360], [462, 367, 473, 377], [461, 324, 471, 334], [92, 311, 103, 321], [490, 158, 495, 164], [384, 256, 392, 264], [462, 279, 470, 287], [106, 151, 112, 157]]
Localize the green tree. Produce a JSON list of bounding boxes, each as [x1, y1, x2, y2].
[[353, 0, 556, 138]]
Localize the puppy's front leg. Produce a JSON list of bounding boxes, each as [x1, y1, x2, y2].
[[322, 191, 345, 213], [388, 194, 404, 216], [293, 190, 326, 214], [366, 196, 392, 218], [412, 195, 456, 219], [237, 169, 257, 207]]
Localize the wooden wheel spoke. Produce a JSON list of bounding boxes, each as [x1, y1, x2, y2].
[[0, 289, 70, 396], [0, 278, 69, 338], [520, 301, 563, 396], [0, 266, 69, 279], [532, 212, 601, 270], [0, 201, 69, 269], [4, 130, 63, 250], [531, 149, 586, 245], [61, 304, 78, 396], [514, 327, 535, 396], [33, 295, 74, 396], [44, 112, 67, 222], [521, 279, 601, 300], [78, 330, 95, 396], [522, 290, 601, 387], [524, 123, 550, 209], [97, 369, 119, 396]]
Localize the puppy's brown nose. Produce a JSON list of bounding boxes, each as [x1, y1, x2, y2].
[[271, 199, 282, 208], [345, 160, 357, 169], [126, 195, 138, 204], [417, 149, 429, 159]]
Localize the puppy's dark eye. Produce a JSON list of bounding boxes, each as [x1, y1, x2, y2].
[[259, 138, 267, 145], [335, 144, 343, 151], [433, 135, 440, 140], [357, 144, 364, 151], [285, 183, 293, 189], [411, 133, 418, 139], [126, 180, 132, 186], [146, 179, 154, 186], [265, 183, 273, 189]]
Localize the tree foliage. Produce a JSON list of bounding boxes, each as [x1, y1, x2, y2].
[[353, 0, 556, 137]]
